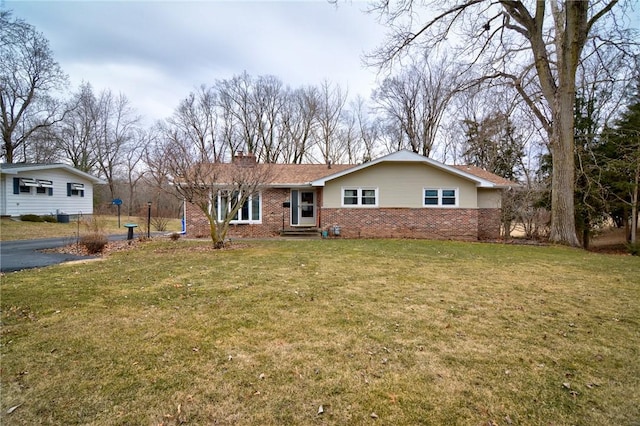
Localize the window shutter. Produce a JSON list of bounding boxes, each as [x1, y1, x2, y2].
[[81, 189, 84, 197], [13, 178, 20, 194], [291, 190, 299, 225], [49, 188, 53, 196], [67, 183, 72, 196]]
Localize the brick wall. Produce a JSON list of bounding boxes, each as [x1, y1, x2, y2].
[[320, 208, 479, 240], [185, 190, 503, 241], [478, 208, 501, 240], [185, 188, 289, 239]]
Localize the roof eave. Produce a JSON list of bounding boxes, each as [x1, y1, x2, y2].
[[1, 163, 105, 184], [311, 150, 498, 187]]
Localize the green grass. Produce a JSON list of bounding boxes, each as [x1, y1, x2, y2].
[[0, 216, 182, 241], [1, 239, 639, 425]]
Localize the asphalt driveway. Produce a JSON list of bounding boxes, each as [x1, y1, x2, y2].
[[0, 235, 126, 273]]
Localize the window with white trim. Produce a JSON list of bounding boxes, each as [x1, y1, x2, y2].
[[214, 191, 261, 223], [423, 188, 458, 207], [342, 187, 378, 207]]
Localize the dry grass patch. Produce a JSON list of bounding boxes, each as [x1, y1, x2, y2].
[[0, 216, 182, 241], [1, 239, 639, 425]]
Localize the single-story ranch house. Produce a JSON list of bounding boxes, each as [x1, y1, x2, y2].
[[185, 150, 516, 241], [0, 163, 105, 218]]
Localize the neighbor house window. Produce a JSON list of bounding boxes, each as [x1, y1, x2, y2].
[[423, 188, 458, 207], [13, 177, 52, 195], [342, 187, 378, 207], [214, 191, 261, 224], [67, 183, 85, 197], [36, 180, 53, 196]]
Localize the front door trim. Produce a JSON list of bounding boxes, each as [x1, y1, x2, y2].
[[290, 189, 316, 226]]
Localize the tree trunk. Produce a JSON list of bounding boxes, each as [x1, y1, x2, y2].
[[208, 214, 224, 249], [3, 136, 14, 163], [631, 170, 638, 245], [582, 220, 590, 250], [548, 95, 580, 247], [547, 2, 585, 248]]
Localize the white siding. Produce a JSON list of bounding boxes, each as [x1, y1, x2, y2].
[[322, 162, 479, 208], [1, 169, 96, 216], [0, 174, 6, 216]]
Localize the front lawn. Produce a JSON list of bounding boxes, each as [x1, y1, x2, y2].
[[1, 239, 638, 425]]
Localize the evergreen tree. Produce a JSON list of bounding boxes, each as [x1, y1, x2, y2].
[[598, 78, 640, 245]]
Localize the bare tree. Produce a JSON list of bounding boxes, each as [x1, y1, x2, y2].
[[123, 129, 148, 216], [144, 123, 174, 192], [339, 108, 360, 163], [167, 85, 222, 163], [280, 86, 319, 163], [373, 53, 461, 157], [315, 80, 347, 164], [368, 0, 634, 246], [462, 111, 526, 180], [351, 95, 379, 162], [253, 75, 286, 163], [1, 11, 68, 163], [216, 72, 259, 156], [53, 82, 100, 173], [159, 129, 272, 248], [94, 90, 140, 200]]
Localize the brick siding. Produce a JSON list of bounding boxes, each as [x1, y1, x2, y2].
[[320, 208, 480, 240], [186, 190, 502, 241], [185, 188, 289, 239], [478, 208, 502, 240]]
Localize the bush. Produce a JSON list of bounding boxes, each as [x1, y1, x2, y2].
[[169, 232, 181, 241], [20, 214, 44, 222], [151, 216, 170, 232], [626, 243, 640, 256], [80, 233, 108, 254], [83, 215, 107, 234], [42, 215, 58, 223]]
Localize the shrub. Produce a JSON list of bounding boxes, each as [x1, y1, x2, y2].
[[169, 232, 181, 241], [42, 215, 58, 223], [83, 215, 107, 234], [80, 233, 108, 254], [626, 243, 640, 256], [151, 216, 170, 232], [20, 214, 44, 222]]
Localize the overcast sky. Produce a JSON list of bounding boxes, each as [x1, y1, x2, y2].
[[6, 0, 388, 124]]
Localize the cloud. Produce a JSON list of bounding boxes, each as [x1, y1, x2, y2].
[[6, 1, 386, 122]]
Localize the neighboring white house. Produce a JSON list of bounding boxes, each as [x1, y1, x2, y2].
[[0, 164, 105, 217]]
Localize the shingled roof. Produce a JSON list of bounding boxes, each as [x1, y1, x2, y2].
[[193, 150, 517, 188], [450, 165, 517, 188], [264, 163, 354, 186]]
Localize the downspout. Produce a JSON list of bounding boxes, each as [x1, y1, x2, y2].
[[180, 198, 187, 235], [317, 187, 322, 229]]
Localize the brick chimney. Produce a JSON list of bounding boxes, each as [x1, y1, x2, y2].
[[233, 151, 257, 166]]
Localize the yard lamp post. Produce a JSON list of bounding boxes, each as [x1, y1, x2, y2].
[[147, 201, 152, 238]]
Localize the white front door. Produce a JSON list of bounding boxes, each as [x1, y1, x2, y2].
[[291, 190, 316, 226]]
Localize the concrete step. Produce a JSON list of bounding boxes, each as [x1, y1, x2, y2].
[[280, 228, 321, 239]]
